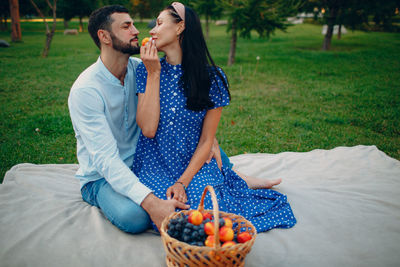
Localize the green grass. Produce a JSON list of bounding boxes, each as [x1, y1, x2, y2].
[[1, 21, 399, 182]]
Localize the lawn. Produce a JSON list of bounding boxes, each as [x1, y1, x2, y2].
[[1, 20, 399, 183]]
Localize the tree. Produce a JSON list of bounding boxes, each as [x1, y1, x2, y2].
[[9, 0, 22, 42], [29, 0, 57, 57], [191, 0, 223, 39], [130, 0, 167, 21], [1, 1, 10, 31], [302, 0, 400, 50], [58, 0, 97, 30], [222, 0, 300, 66]]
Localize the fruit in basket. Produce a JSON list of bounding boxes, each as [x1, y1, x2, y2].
[[205, 235, 215, 247], [237, 231, 252, 243], [219, 226, 234, 242], [204, 221, 215, 236], [202, 212, 213, 221], [223, 217, 233, 228], [188, 210, 203, 225]]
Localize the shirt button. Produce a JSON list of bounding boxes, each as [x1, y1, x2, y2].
[[173, 92, 177, 96], [174, 75, 178, 78], [169, 121, 173, 125], [171, 107, 176, 112]]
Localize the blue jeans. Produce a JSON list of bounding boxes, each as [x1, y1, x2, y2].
[[81, 147, 233, 234]]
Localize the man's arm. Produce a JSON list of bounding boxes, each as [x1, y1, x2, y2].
[[68, 87, 151, 205], [141, 193, 190, 230]]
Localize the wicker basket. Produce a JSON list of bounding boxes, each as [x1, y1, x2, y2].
[[160, 185, 257, 267]]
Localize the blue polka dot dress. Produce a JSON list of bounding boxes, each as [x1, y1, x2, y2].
[[133, 58, 296, 232]]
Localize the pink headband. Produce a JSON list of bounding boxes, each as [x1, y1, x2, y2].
[[171, 2, 185, 21]]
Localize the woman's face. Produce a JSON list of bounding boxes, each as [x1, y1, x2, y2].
[[150, 10, 183, 51]]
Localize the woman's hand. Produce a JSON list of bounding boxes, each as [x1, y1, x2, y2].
[[166, 183, 187, 203], [137, 39, 161, 138], [140, 39, 160, 74]]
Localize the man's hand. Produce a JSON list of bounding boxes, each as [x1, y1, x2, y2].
[[141, 193, 189, 231], [206, 137, 222, 169], [140, 39, 160, 75]]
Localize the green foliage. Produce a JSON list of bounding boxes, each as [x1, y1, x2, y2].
[[58, 0, 98, 21], [130, 0, 166, 19], [222, 0, 301, 38], [191, 0, 223, 20], [301, 0, 400, 31], [1, 21, 399, 183]]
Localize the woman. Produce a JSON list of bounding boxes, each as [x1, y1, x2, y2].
[[133, 2, 296, 232]]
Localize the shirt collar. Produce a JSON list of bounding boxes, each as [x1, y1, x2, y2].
[[97, 56, 129, 86]]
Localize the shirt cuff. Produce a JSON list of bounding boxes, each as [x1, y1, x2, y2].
[[127, 181, 153, 205]]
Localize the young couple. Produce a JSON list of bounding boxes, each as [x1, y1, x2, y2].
[[68, 3, 296, 234]]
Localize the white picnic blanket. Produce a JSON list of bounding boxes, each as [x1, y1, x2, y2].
[[0, 145, 399, 267]]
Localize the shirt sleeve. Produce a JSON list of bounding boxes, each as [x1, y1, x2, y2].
[[136, 62, 148, 94], [209, 67, 230, 109], [68, 87, 152, 205]]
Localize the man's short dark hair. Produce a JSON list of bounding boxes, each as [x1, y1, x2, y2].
[[88, 5, 129, 49]]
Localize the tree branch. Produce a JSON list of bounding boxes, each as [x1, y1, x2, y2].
[[29, 0, 49, 34]]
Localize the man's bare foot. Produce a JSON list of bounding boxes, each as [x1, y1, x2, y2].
[[234, 169, 282, 189]]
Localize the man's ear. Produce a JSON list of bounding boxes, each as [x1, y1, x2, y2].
[[98, 29, 111, 46], [176, 21, 185, 35]]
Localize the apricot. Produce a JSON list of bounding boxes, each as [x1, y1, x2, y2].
[[222, 241, 236, 248], [141, 37, 151, 46], [223, 217, 233, 228], [204, 221, 215, 236], [205, 235, 215, 247], [237, 231, 252, 243], [219, 226, 234, 242], [202, 212, 213, 221], [188, 210, 203, 225]]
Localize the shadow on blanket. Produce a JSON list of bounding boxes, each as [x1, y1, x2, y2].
[[1, 145, 399, 267]]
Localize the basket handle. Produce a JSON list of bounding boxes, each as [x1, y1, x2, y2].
[[197, 185, 220, 249]]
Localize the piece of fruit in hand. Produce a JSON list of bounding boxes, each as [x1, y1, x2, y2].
[[141, 37, 152, 46]]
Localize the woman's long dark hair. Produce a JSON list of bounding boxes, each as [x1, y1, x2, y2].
[[167, 5, 230, 111]]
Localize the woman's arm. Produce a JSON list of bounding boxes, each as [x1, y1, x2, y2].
[[136, 41, 161, 138], [166, 107, 223, 201]]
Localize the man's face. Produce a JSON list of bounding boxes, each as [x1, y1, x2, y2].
[[109, 12, 140, 55]]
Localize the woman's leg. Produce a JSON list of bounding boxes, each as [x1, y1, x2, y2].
[[219, 147, 282, 189], [81, 178, 151, 234]]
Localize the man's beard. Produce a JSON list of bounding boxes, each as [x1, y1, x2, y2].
[[110, 32, 140, 55]]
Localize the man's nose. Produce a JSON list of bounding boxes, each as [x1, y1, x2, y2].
[[131, 25, 139, 35]]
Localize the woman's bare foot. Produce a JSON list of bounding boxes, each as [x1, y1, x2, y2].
[[234, 169, 282, 189]]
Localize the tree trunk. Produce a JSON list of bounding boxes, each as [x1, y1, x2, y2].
[[30, 0, 57, 57], [337, 24, 342, 40], [42, 31, 54, 57], [64, 19, 68, 29], [228, 18, 237, 66], [9, 0, 22, 42], [79, 16, 83, 32], [322, 6, 338, 51]]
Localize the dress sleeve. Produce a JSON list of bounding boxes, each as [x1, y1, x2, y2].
[[209, 67, 230, 109], [135, 62, 148, 94]]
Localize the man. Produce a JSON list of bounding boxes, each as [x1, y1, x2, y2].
[[68, 5, 279, 234]]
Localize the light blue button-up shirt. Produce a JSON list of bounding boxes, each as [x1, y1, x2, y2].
[[68, 56, 152, 205]]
